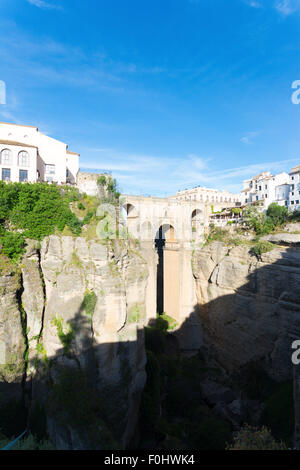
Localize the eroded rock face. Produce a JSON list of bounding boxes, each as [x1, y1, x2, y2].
[[262, 233, 300, 246], [35, 236, 148, 449], [0, 264, 25, 406], [0, 235, 148, 450], [192, 241, 300, 381]]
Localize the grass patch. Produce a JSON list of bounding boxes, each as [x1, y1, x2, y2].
[[51, 315, 76, 356], [70, 251, 83, 269], [127, 304, 140, 323]]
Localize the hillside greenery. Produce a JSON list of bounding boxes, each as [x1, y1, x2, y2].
[[0, 182, 107, 261], [0, 182, 85, 260]]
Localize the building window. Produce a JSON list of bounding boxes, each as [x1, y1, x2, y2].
[[2, 168, 11, 181], [18, 150, 29, 167], [291, 201, 295, 204], [259, 186, 262, 191], [297, 200, 300, 205], [19, 170, 28, 182], [45, 164, 55, 175], [1, 149, 12, 165], [292, 176, 294, 180], [265, 185, 268, 190]]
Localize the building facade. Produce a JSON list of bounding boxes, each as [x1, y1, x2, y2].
[[289, 165, 300, 211], [170, 186, 241, 206], [275, 183, 290, 207], [241, 171, 289, 208], [0, 122, 79, 184]]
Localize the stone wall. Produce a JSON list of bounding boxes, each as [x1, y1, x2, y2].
[[77, 171, 108, 197]]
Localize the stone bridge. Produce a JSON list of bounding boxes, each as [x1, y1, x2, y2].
[[122, 195, 210, 349]]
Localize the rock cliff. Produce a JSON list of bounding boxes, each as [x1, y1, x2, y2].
[[0, 235, 148, 449], [192, 241, 300, 381]]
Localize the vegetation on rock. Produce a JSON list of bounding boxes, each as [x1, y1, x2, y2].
[[82, 290, 97, 318], [227, 424, 287, 450], [0, 182, 83, 260], [51, 315, 76, 356], [251, 240, 275, 258]]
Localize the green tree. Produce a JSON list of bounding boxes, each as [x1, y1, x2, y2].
[[267, 203, 288, 226]]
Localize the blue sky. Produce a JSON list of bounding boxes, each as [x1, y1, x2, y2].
[[0, 0, 299, 196]]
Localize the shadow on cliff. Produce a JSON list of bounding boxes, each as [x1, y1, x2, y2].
[[0, 243, 299, 449], [136, 243, 300, 449]]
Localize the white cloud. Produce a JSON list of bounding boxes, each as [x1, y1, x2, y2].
[[27, 0, 62, 10], [274, 0, 300, 15], [245, 1, 262, 8], [240, 131, 260, 145], [244, 0, 300, 15]]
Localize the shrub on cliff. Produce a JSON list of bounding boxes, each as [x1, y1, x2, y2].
[[0, 231, 26, 261], [243, 203, 288, 236], [227, 424, 287, 450], [97, 175, 121, 203], [242, 205, 275, 235], [0, 433, 55, 450], [251, 240, 275, 259]]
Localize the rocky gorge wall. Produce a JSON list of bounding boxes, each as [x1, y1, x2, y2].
[[0, 235, 148, 449], [192, 239, 300, 381]]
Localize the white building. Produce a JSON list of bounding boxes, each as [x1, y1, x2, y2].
[[275, 184, 290, 207], [170, 186, 241, 205], [288, 165, 300, 211], [241, 171, 289, 208], [241, 171, 271, 205], [0, 122, 79, 184]]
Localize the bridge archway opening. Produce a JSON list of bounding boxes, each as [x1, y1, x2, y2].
[[123, 203, 139, 237], [155, 224, 179, 318], [191, 209, 203, 235], [123, 203, 138, 218]]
